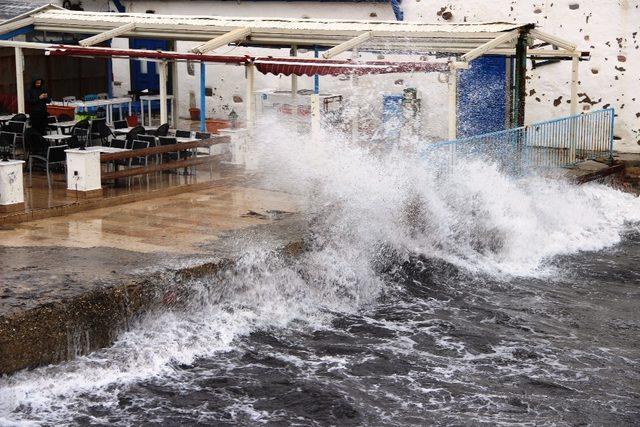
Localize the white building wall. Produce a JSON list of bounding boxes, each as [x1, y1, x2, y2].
[[77, 0, 639, 151]]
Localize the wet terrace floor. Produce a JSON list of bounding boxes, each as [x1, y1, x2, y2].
[[0, 162, 302, 318]]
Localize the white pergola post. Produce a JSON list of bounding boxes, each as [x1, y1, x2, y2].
[[290, 44, 298, 99], [570, 56, 579, 116], [351, 47, 359, 143], [448, 64, 458, 140], [245, 63, 254, 130], [171, 60, 179, 125], [158, 60, 168, 124], [569, 55, 580, 163], [15, 47, 25, 113]]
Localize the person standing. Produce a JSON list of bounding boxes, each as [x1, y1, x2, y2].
[[27, 78, 51, 135]]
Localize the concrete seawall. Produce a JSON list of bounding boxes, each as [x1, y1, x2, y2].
[[0, 183, 304, 376], [0, 226, 305, 376]]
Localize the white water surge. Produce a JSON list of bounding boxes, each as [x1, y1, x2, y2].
[[1, 121, 639, 425]]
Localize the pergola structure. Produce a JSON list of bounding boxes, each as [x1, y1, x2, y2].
[[0, 4, 589, 139]]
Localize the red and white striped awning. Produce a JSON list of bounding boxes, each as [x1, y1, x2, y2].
[[253, 57, 450, 77], [45, 45, 251, 65]]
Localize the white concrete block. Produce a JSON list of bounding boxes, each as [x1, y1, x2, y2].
[[0, 160, 25, 206], [65, 149, 102, 192], [219, 128, 249, 165]]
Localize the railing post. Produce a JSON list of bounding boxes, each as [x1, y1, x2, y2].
[[608, 108, 615, 164]]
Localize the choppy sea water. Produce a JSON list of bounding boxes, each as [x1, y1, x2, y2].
[[1, 124, 639, 425]]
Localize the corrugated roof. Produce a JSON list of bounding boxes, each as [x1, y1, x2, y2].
[[4, 6, 532, 52]]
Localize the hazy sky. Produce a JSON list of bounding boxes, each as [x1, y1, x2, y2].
[[0, 0, 50, 21]]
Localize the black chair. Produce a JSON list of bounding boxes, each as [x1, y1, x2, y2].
[[175, 130, 192, 139], [113, 120, 127, 130], [136, 134, 159, 164], [158, 136, 179, 162], [0, 131, 16, 159], [47, 116, 58, 134], [90, 118, 114, 146], [95, 107, 107, 119], [110, 138, 128, 150], [3, 121, 27, 158], [11, 113, 27, 122], [125, 125, 146, 145], [26, 130, 67, 188], [70, 119, 91, 148], [58, 113, 73, 122], [153, 123, 170, 137], [129, 140, 151, 186]]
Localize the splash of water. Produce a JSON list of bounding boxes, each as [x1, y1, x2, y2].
[[1, 120, 639, 424]]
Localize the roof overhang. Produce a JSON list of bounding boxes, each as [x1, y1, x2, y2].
[[1, 5, 531, 53], [0, 5, 589, 61]]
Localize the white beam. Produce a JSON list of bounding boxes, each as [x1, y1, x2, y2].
[[192, 27, 251, 54], [245, 63, 254, 129], [15, 47, 25, 114], [79, 23, 136, 47], [448, 64, 458, 140], [0, 17, 34, 36], [529, 29, 577, 52], [461, 30, 520, 62], [322, 31, 373, 59], [159, 60, 168, 124]]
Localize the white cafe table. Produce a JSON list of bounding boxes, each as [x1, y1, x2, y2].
[[112, 126, 157, 136], [52, 97, 133, 125], [43, 134, 71, 144], [139, 94, 174, 127]]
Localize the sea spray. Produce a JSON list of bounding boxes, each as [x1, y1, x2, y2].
[[2, 120, 639, 424]]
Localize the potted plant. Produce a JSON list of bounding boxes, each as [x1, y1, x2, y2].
[[189, 107, 200, 121]]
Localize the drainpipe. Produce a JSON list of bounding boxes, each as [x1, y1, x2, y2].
[[200, 62, 206, 132], [513, 32, 527, 127], [314, 46, 319, 94], [390, 0, 404, 21]]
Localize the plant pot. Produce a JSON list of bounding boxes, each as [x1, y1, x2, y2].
[[126, 115, 139, 127], [205, 119, 231, 134], [189, 107, 200, 121], [46, 105, 76, 120]]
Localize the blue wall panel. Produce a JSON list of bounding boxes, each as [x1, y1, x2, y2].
[[457, 56, 508, 138]]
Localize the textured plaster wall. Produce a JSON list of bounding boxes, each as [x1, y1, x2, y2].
[[402, 0, 640, 151], [78, 0, 639, 150]]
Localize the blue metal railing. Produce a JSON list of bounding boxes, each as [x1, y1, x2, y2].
[[423, 108, 615, 173]]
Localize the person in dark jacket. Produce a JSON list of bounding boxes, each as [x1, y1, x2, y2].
[[27, 78, 51, 135]]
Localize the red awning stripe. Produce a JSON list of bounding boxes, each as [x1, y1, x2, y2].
[[253, 57, 449, 77], [46, 45, 250, 64]]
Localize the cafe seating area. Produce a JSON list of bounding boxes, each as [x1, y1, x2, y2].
[[0, 108, 244, 221]]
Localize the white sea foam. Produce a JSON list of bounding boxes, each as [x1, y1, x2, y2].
[[1, 120, 639, 424]]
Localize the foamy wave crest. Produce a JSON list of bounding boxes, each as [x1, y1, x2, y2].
[[254, 120, 640, 277]]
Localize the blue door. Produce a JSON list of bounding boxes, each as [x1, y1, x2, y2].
[[130, 39, 169, 113], [130, 39, 168, 93], [457, 56, 509, 138]]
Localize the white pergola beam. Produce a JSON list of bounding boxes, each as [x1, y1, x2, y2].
[[461, 30, 520, 62], [529, 29, 576, 52], [0, 17, 35, 36], [192, 27, 251, 54], [322, 31, 373, 59], [79, 22, 136, 47]]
